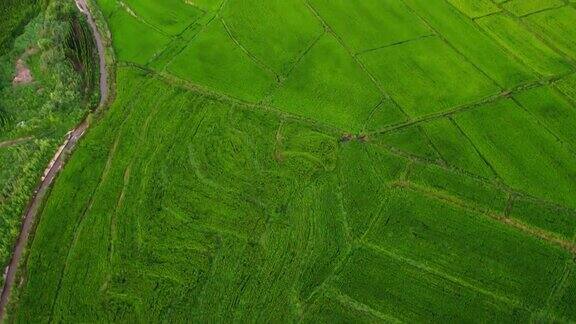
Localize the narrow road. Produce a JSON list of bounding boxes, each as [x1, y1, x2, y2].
[[0, 0, 109, 319]]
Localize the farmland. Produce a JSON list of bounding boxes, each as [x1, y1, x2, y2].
[[3, 0, 576, 322]]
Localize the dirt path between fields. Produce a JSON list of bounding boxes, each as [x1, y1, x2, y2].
[[0, 136, 34, 149], [0, 0, 109, 319]]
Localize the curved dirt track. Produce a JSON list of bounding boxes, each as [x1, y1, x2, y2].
[[0, 0, 109, 319]]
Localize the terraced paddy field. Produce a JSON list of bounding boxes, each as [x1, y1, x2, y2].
[[6, 0, 576, 322]]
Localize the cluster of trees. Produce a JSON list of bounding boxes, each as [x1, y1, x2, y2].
[[0, 0, 98, 132], [0, 0, 44, 54]]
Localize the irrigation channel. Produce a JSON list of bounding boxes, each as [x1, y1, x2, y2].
[[0, 0, 109, 319]]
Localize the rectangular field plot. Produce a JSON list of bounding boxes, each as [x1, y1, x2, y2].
[[221, 0, 323, 75], [555, 73, 576, 102], [509, 197, 576, 240], [338, 141, 405, 238], [364, 189, 570, 311], [123, 0, 203, 35], [421, 118, 494, 178], [303, 289, 389, 323], [513, 86, 576, 149], [332, 246, 531, 323], [107, 9, 171, 65], [477, 14, 572, 77], [360, 37, 499, 118], [525, 6, 576, 60], [268, 34, 382, 131], [166, 19, 275, 102], [446, 0, 500, 18], [503, 0, 565, 16], [362, 99, 408, 132], [308, 0, 431, 52], [374, 126, 441, 161], [453, 98, 576, 209], [550, 266, 576, 322], [408, 163, 507, 213], [403, 0, 535, 88]]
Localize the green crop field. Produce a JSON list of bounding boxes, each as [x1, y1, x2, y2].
[[4, 0, 576, 322]]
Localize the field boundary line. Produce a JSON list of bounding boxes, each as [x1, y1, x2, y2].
[[360, 99, 385, 133], [369, 137, 576, 215], [118, 63, 344, 137], [365, 69, 572, 137], [322, 286, 403, 323], [116, 0, 170, 37], [442, 0, 557, 80], [449, 116, 501, 179], [397, 181, 576, 254], [163, 206, 253, 243], [146, 20, 201, 68], [553, 76, 576, 107], [157, 0, 229, 72], [404, 0, 506, 90], [544, 259, 575, 310], [515, 4, 569, 19], [510, 96, 576, 156], [334, 168, 353, 245], [490, 1, 576, 70], [259, 30, 325, 106], [355, 33, 435, 56], [415, 124, 448, 165], [302, 245, 354, 310], [47, 131, 122, 322], [108, 164, 130, 263], [362, 242, 526, 308], [304, 0, 412, 121], [220, 17, 279, 80], [0, 136, 34, 149]]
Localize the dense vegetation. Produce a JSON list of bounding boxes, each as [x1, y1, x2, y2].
[[0, 0, 43, 54], [0, 0, 98, 286], [7, 0, 576, 322]]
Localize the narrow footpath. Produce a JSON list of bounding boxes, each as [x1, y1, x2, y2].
[[0, 0, 109, 319]]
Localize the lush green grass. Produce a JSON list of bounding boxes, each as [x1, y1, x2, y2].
[[365, 189, 569, 310], [107, 9, 171, 65], [454, 98, 576, 209], [476, 13, 572, 77], [403, 0, 536, 88], [503, 0, 564, 16], [167, 18, 275, 102], [308, 0, 431, 52], [268, 34, 382, 131], [524, 6, 576, 60], [420, 118, 494, 178], [122, 0, 202, 36], [446, 0, 500, 18], [221, 0, 322, 75], [8, 0, 576, 322], [360, 36, 499, 118]]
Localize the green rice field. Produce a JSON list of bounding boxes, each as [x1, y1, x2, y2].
[[6, 0, 576, 322]]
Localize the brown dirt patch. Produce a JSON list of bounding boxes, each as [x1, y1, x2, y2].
[[12, 59, 33, 85]]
